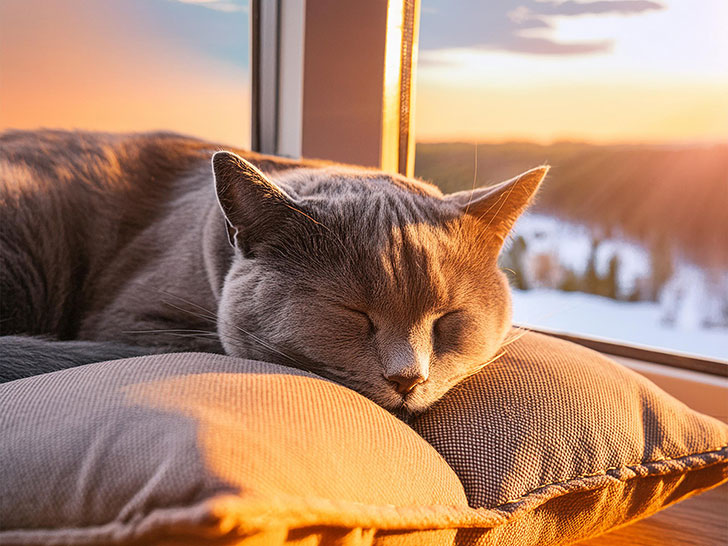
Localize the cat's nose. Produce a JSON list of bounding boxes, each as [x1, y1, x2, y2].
[[382, 340, 430, 394], [387, 373, 426, 394]]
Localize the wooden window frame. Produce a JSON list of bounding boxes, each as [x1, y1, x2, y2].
[[251, 0, 418, 175], [523, 326, 727, 377]]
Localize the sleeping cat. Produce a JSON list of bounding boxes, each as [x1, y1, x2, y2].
[[0, 129, 547, 413]]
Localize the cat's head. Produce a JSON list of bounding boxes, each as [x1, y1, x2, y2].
[[212, 152, 547, 414]]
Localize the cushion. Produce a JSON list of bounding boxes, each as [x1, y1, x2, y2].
[[411, 330, 728, 545], [1, 333, 726, 546], [0, 354, 468, 545]]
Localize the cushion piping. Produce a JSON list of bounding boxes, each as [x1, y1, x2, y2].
[[491, 443, 728, 508]]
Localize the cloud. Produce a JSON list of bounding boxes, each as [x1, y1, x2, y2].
[[532, 0, 665, 16], [510, 36, 613, 54], [419, 0, 665, 55], [171, 0, 248, 13]]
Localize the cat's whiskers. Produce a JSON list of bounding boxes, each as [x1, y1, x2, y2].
[[453, 141, 480, 242], [160, 300, 217, 324], [122, 326, 281, 359], [499, 327, 533, 349], [133, 283, 302, 367], [227, 323, 302, 366], [123, 328, 217, 335], [464, 141, 479, 217], [162, 300, 301, 366], [450, 349, 507, 384], [154, 289, 219, 321], [121, 327, 222, 345]]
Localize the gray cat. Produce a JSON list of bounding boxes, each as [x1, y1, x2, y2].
[[0, 129, 547, 413]]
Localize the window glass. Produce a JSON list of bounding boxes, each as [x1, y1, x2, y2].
[[0, 0, 251, 148], [415, 0, 728, 361]]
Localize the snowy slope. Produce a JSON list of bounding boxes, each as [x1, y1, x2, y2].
[[511, 288, 728, 363]]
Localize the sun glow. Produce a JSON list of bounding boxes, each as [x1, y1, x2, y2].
[[416, 0, 728, 144]]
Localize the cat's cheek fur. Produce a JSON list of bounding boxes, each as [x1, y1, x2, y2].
[[407, 273, 512, 413], [216, 261, 272, 360], [485, 270, 514, 354]]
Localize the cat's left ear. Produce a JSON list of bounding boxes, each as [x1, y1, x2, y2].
[[212, 151, 297, 255], [447, 166, 549, 249]]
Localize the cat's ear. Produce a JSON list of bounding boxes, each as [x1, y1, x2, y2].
[[212, 151, 296, 256], [447, 166, 549, 249]]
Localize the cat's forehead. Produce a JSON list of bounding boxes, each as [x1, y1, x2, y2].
[[326, 216, 486, 316], [270, 167, 493, 312], [275, 167, 457, 227]]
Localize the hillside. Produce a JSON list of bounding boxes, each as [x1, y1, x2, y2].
[[415, 142, 728, 268]]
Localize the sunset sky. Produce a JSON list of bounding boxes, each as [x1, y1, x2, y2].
[[0, 0, 252, 147], [416, 0, 728, 144], [1, 0, 726, 146]]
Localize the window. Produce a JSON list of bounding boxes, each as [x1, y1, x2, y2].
[[0, 0, 251, 148], [414, 0, 728, 363], [3, 0, 724, 367]]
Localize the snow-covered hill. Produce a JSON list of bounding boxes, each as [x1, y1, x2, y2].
[[503, 213, 728, 359]]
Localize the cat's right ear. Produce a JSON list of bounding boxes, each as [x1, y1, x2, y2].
[[212, 151, 295, 257]]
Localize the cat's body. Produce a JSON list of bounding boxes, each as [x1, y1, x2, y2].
[[1, 129, 547, 413], [2, 130, 300, 350]]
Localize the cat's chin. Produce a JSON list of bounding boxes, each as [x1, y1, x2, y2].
[[372, 387, 443, 417], [383, 397, 439, 422]]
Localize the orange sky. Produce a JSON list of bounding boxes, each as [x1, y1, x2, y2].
[[415, 79, 728, 144], [1, 0, 726, 146], [0, 0, 251, 148], [415, 0, 728, 144]]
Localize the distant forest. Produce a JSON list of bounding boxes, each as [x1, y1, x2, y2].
[[415, 142, 728, 268]]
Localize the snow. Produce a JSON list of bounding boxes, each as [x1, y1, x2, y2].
[[509, 213, 653, 299], [660, 263, 728, 330], [510, 214, 594, 276], [511, 288, 728, 363], [506, 212, 728, 333]]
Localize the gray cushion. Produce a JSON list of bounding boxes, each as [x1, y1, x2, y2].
[[0, 354, 467, 546]]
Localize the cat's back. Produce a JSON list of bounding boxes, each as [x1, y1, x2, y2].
[[0, 129, 214, 337], [0, 129, 214, 200]]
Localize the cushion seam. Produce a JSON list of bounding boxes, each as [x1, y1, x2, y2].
[[489, 443, 728, 509]]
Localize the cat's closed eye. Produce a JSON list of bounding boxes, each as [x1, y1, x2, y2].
[[433, 310, 467, 353], [341, 307, 377, 336]]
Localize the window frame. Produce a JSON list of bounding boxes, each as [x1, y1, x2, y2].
[[250, 0, 418, 174], [523, 326, 727, 377]]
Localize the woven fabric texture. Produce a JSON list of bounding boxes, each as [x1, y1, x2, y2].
[[1, 332, 727, 546], [0, 354, 467, 545], [412, 330, 728, 544]]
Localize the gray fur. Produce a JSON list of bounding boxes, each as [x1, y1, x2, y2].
[[0, 129, 546, 412], [0, 336, 158, 381]]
